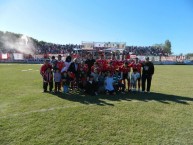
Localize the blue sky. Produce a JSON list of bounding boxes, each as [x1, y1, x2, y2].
[[0, 0, 193, 54]]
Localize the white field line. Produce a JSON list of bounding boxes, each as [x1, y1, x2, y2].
[[0, 100, 141, 119], [0, 105, 85, 119], [21, 69, 39, 72], [0, 64, 42, 65]]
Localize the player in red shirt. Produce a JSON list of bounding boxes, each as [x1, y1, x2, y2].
[[56, 55, 65, 91], [119, 61, 132, 91], [91, 62, 101, 74], [40, 59, 53, 92], [79, 61, 88, 73], [131, 58, 142, 91], [96, 54, 108, 73], [106, 61, 116, 75], [56, 55, 64, 72], [110, 53, 119, 70], [40, 59, 52, 76]]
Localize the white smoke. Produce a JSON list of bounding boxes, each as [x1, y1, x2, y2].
[[2, 33, 36, 55]]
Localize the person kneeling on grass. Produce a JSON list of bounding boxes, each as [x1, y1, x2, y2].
[[105, 71, 116, 95], [62, 71, 71, 93], [85, 75, 98, 96]]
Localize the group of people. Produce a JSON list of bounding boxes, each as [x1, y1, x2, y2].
[[35, 43, 81, 55], [125, 46, 166, 56], [40, 54, 154, 96]]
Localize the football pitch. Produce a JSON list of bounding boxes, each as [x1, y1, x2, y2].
[[0, 64, 193, 145]]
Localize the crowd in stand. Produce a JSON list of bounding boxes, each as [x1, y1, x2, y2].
[[125, 46, 166, 56], [35, 44, 166, 56], [40, 54, 154, 96], [1, 41, 166, 57], [35, 42, 81, 54], [0, 31, 166, 56]]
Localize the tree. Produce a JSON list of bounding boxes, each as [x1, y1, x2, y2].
[[186, 53, 193, 59], [164, 40, 172, 55], [153, 43, 164, 49]]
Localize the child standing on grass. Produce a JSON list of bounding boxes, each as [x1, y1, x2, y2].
[[105, 71, 116, 95], [130, 69, 140, 92], [40, 59, 52, 92], [62, 71, 71, 93], [113, 70, 125, 93], [43, 67, 53, 92], [54, 68, 61, 93]]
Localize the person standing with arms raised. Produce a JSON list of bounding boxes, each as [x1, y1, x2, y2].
[[142, 57, 154, 93]]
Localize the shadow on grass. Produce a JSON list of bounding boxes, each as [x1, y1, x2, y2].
[[50, 90, 193, 106]]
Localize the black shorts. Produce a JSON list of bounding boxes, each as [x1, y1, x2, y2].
[[123, 73, 130, 80]]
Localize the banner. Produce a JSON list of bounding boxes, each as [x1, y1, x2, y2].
[[2, 53, 8, 59], [13, 53, 24, 60]]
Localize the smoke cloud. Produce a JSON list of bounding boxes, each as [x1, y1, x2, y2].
[[1, 33, 36, 55]]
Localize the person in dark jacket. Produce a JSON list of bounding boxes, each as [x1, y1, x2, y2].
[[142, 57, 154, 93], [85, 54, 95, 75], [85, 75, 98, 96], [68, 58, 80, 89]]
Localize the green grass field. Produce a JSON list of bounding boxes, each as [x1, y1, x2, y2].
[[0, 64, 193, 145]]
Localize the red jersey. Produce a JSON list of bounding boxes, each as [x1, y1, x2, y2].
[[43, 71, 53, 82], [96, 59, 108, 66], [57, 61, 64, 72], [132, 63, 142, 73], [119, 65, 131, 74], [40, 64, 52, 76], [106, 65, 116, 74], [79, 64, 88, 73], [91, 65, 102, 73], [99, 63, 108, 72], [111, 60, 119, 69], [117, 60, 124, 67]]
